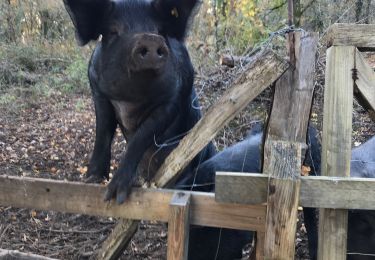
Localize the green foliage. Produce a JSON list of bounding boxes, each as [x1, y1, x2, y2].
[[60, 58, 90, 94], [216, 0, 268, 53]]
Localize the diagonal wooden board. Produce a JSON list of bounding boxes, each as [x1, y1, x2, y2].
[[98, 49, 290, 260]]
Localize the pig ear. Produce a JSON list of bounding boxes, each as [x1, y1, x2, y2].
[[63, 0, 112, 46], [153, 0, 200, 40]]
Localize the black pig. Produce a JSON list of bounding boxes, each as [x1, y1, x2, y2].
[[63, 0, 215, 204]]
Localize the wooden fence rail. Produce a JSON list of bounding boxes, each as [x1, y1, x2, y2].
[[0, 175, 266, 232]]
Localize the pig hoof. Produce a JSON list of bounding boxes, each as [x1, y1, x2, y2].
[[104, 174, 132, 204]]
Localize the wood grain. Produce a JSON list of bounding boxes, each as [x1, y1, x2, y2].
[[0, 175, 266, 231], [263, 141, 302, 260], [216, 173, 375, 209], [327, 23, 375, 49], [266, 31, 318, 144], [318, 46, 355, 260], [262, 31, 317, 260], [167, 192, 191, 260]]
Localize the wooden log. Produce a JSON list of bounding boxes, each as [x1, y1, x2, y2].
[[0, 249, 57, 260], [354, 49, 375, 121], [153, 50, 289, 188], [219, 54, 253, 67], [318, 46, 355, 260], [263, 141, 302, 260], [215, 173, 375, 209], [0, 175, 266, 231], [327, 23, 375, 49], [167, 192, 191, 260]]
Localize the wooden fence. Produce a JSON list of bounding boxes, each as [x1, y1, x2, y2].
[[0, 23, 374, 260]]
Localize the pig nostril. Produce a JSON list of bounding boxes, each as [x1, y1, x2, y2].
[[139, 47, 148, 58], [157, 48, 165, 58]]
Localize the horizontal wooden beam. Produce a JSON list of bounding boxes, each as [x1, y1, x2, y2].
[[0, 175, 266, 232], [216, 172, 375, 209], [327, 23, 375, 49]]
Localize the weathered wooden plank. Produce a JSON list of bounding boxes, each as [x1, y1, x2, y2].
[[262, 31, 317, 260], [167, 192, 191, 260], [354, 49, 375, 121], [153, 50, 289, 187], [216, 173, 375, 209], [266, 31, 318, 144], [216, 173, 268, 205], [327, 23, 375, 49], [263, 141, 302, 260], [0, 175, 266, 231], [318, 46, 355, 260], [255, 231, 265, 260]]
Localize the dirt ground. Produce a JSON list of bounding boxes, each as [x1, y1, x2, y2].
[[0, 51, 374, 259]]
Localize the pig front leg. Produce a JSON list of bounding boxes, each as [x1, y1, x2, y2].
[[104, 103, 178, 204], [86, 93, 117, 183]]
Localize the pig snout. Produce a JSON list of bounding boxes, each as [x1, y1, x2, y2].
[[130, 33, 169, 73]]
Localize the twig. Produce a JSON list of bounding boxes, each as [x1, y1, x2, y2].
[[41, 226, 111, 234]]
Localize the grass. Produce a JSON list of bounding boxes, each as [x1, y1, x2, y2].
[[0, 41, 92, 112]]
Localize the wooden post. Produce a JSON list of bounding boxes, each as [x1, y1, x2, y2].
[[167, 192, 191, 260], [262, 31, 318, 259], [263, 141, 302, 259], [256, 231, 265, 260], [266, 31, 318, 144], [318, 46, 355, 260]]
